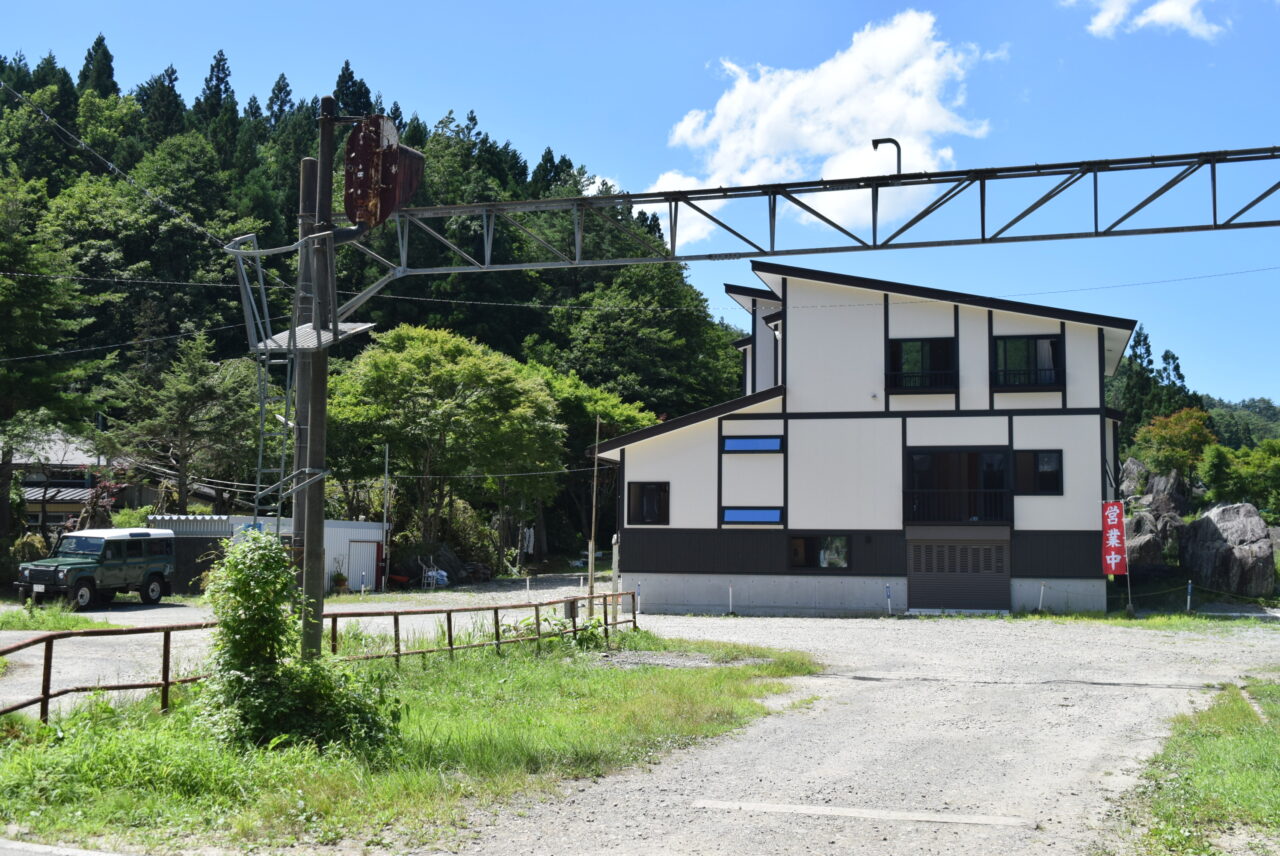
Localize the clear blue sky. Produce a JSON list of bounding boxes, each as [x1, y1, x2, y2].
[[8, 0, 1279, 401]]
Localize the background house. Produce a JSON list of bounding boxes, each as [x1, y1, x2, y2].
[[596, 262, 1135, 615]]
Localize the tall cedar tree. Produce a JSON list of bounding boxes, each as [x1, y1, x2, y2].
[[134, 65, 185, 145], [190, 50, 239, 169], [76, 34, 119, 98], [334, 61, 372, 116]]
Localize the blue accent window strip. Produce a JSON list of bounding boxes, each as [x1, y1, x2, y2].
[[721, 507, 784, 524], [722, 436, 784, 453]]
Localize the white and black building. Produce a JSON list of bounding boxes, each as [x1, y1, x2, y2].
[[593, 261, 1135, 615]]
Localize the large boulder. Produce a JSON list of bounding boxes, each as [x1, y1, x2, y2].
[[1179, 504, 1276, 598], [1125, 510, 1185, 571], [1141, 470, 1189, 516], [1120, 457, 1149, 498]]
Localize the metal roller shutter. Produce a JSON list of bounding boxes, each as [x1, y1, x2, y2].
[[907, 540, 1011, 610]]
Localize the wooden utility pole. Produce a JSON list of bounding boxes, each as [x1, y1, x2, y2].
[[587, 415, 600, 619]]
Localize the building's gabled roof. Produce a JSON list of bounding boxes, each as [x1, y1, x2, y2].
[[751, 260, 1138, 332], [732, 335, 753, 349], [591, 386, 784, 460]]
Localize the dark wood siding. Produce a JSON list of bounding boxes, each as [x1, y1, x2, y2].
[[620, 529, 906, 576], [1010, 531, 1102, 578], [173, 537, 221, 594]]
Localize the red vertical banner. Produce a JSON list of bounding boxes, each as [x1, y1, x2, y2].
[[1101, 500, 1128, 576]]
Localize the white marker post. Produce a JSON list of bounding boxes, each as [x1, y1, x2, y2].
[[885, 584, 892, 615]]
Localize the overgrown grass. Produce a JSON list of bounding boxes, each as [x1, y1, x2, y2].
[[0, 603, 117, 632], [1134, 678, 1280, 854], [0, 628, 817, 852]]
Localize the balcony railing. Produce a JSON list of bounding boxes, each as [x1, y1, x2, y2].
[[904, 489, 1012, 524], [992, 367, 1065, 389], [886, 370, 958, 392]]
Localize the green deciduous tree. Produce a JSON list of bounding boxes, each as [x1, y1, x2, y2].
[[331, 327, 564, 550], [0, 165, 89, 541], [1198, 440, 1280, 524], [1132, 407, 1217, 475]]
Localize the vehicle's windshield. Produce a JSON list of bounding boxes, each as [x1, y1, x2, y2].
[[55, 536, 104, 557]]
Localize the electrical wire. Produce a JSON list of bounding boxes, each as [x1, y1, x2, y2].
[[0, 317, 289, 364]]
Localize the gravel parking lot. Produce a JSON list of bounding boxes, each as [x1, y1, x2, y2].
[[0, 579, 1277, 856]]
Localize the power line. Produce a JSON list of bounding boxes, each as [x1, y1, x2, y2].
[[0, 318, 287, 364]]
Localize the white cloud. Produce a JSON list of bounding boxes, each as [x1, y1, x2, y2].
[[643, 10, 991, 249], [1131, 0, 1225, 39], [1067, 0, 1226, 40]]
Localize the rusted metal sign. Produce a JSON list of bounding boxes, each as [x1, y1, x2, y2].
[[343, 116, 424, 228]]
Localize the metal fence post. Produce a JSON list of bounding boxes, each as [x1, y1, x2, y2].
[[602, 595, 610, 643], [493, 608, 502, 655], [330, 615, 339, 655], [446, 611, 455, 660], [631, 591, 638, 630]]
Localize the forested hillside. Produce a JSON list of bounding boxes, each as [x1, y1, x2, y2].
[[0, 38, 742, 561]]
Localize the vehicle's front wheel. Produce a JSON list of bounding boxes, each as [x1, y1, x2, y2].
[[69, 579, 96, 611], [139, 575, 164, 605]]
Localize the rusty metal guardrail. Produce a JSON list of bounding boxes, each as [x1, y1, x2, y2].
[[0, 591, 638, 723]]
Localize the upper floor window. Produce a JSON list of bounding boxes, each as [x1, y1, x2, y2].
[[627, 482, 669, 526], [887, 338, 957, 392], [993, 335, 1064, 389]]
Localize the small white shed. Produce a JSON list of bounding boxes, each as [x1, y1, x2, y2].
[[149, 515, 387, 591]]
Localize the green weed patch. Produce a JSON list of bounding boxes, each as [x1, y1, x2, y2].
[[0, 630, 817, 852]]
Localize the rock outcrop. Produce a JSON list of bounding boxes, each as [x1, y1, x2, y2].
[[1119, 457, 1148, 498], [1126, 510, 1184, 571], [1179, 503, 1276, 598]]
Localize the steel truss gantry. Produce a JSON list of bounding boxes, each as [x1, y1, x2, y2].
[[335, 145, 1280, 320]]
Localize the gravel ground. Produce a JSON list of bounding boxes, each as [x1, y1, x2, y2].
[[429, 613, 1280, 856], [0, 580, 1278, 856]]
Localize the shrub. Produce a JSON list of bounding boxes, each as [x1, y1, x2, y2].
[[10, 533, 48, 563], [201, 530, 395, 752], [110, 505, 153, 529], [1133, 408, 1217, 475]]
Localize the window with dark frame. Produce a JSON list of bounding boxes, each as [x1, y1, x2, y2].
[[887, 338, 958, 391], [1014, 450, 1064, 495], [721, 435, 784, 453], [721, 507, 783, 524], [993, 335, 1064, 388], [626, 482, 670, 525], [789, 535, 849, 569]]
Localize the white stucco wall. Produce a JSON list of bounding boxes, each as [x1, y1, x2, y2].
[[1012, 414, 1102, 530], [788, 417, 903, 529], [722, 418, 784, 436], [888, 295, 953, 338], [889, 394, 955, 411], [624, 418, 718, 529], [992, 313, 1061, 336], [958, 305, 990, 410], [785, 279, 884, 412], [722, 454, 784, 507], [994, 391, 1063, 410], [907, 416, 1008, 447], [1065, 322, 1102, 408], [753, 309, 778, 392]]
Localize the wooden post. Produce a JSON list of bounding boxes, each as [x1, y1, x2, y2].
[[534, 604, 542, 655], [393, 614, 401, 667], [493, 608, 502, 655], [39, 637, 53, 724], [330, 615, 338, 655], [446, 611, 455, 660], [161, 630, 172, 712]]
